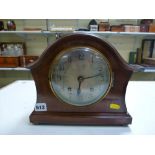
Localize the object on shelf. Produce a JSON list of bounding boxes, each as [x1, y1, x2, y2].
[[98, 22, 110, 31], [75, 28, 89, 31], [110, 25, 124, 32], [50, 24, 74, 32], [124, 25, 140, 32], [143, 58, 155, 66], [0, 56, 19, 67], [141, 39, 154, 59], [140, 19, 153, 25], [129, 51, 137, 64], [141, 39, 155, 65], [50, 27, 74, 32], [140, 24, 149, 32], [23, 28, 42, 31], [149, 24, 155, 32], [140, 19, 153, 32], [88, 19, 98, 31], [136, 48, 142, 64], [7, 20, 16, 31], [89, 25, 98, 31], [0, 21, 4, 31], [0, 42, 26, 56], [19, 55, 39, 67]]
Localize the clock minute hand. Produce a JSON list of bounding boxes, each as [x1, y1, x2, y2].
[[76, 73, 103, 95], [83, 73, 104, 80]]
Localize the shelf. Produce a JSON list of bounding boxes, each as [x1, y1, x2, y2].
[[130, 64, 155, 72], [1, 31, 155, 38], [75, 31, 155, 37], [0, 30, 48, 38], [1, 65, 155, 72], [0, 67, 30, 71], [143, 67, 155, 72], [0, 31, 45, 35]]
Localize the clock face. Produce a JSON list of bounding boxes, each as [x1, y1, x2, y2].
[[49, 47, 112, 106]]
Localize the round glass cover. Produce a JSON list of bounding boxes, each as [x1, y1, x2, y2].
[[49, 47, 112, 106]]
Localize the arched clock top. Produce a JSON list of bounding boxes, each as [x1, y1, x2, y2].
[[27, 33, 133, 73]]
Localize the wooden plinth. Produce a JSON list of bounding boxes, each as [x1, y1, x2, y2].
[[30, 112, 132, 126]]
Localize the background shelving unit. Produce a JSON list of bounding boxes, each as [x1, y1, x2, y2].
[[1, 19, 155, 87]]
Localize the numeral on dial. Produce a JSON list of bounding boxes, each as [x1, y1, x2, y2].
[[68, 56, 72, 63], [59, 64, 64, 71], [57, 75, 61, 80], [79, 53, 85, 60], [91, 55, 94, 63], [90, 88, 94, 92], [68, 87, 72, 91]]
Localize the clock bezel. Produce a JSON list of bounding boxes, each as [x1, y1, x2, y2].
[[48, 46, 113, 106]]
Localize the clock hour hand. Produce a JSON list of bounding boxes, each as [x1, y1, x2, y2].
[[77, 73, 103, 95], [77, 86, 81, 96], [77, 76, 84, 95], [77, 80, 81, 95], [77, 74, 103, 95]]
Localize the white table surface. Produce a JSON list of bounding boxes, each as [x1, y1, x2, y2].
[[0, 80, 155, 135]]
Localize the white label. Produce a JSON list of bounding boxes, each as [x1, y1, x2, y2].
[[35, 103, 47, 111]]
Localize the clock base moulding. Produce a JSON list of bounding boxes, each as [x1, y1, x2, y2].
[[30, 111, 132, 125]]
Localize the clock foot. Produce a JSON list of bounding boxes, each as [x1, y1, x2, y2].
[[29, 111, 132, 126]]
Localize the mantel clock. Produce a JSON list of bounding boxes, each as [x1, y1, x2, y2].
[[28, 34, 133, 125]]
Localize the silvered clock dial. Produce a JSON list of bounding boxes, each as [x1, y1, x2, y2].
[[50, 47, 112, 106]]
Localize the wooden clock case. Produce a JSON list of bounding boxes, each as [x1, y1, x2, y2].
[[28, 33, 133, 125]]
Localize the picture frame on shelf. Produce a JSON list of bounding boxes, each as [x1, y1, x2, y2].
[[141, 39, 155, 66]]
